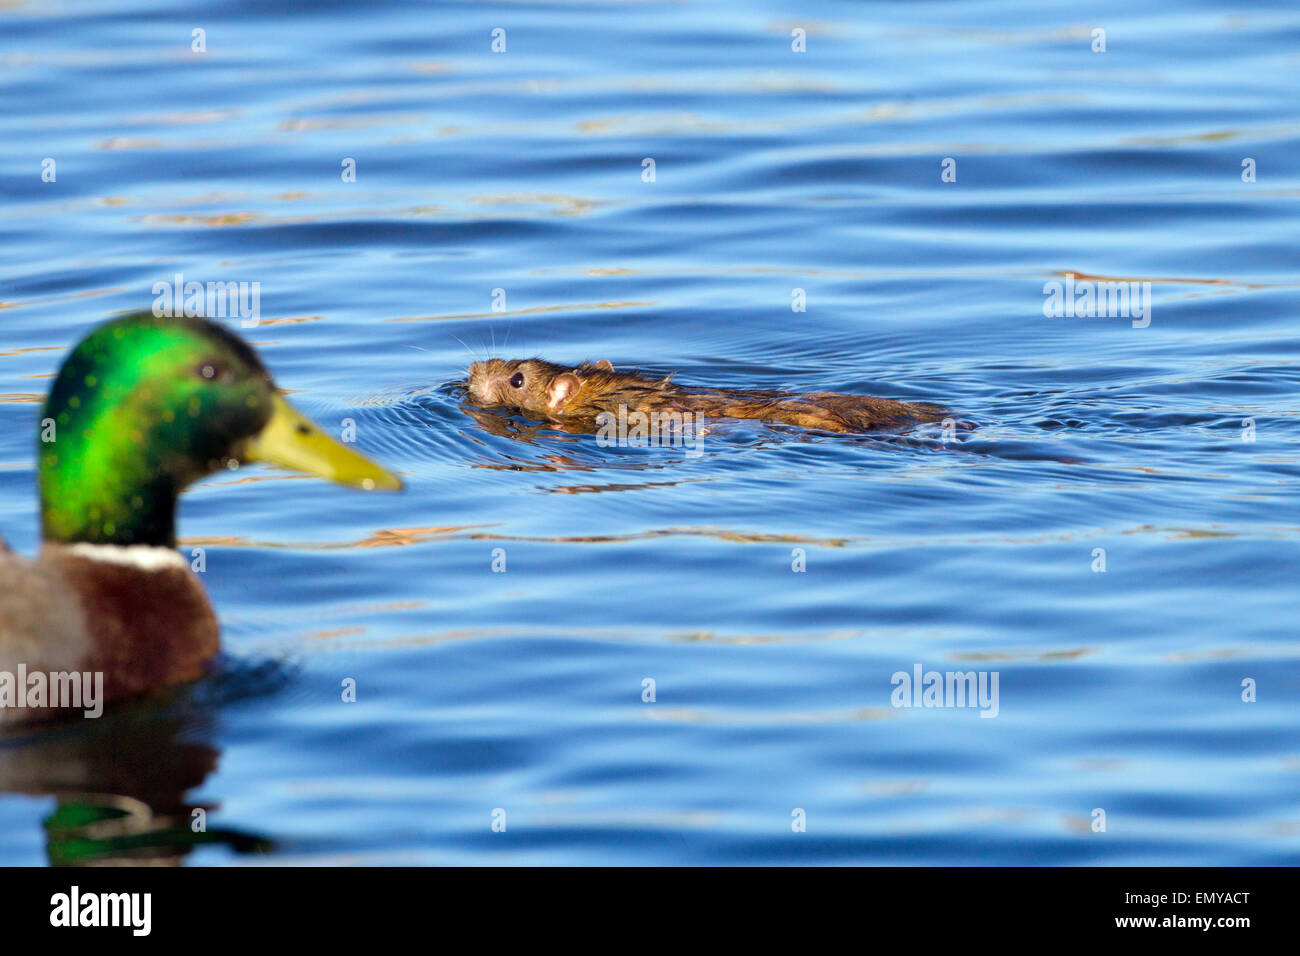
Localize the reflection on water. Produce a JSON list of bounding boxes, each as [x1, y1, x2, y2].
[[0, 671, 275, 865]]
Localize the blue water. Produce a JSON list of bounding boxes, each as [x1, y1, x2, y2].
[[1, 0, 1298, 865]]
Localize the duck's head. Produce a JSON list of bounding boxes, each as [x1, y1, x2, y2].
[[39, 312, 401, 547]]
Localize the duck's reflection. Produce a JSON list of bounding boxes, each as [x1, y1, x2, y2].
[[0, 681, 272, 866]]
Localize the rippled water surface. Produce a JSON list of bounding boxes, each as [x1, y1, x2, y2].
[[1, 0, 1298, 864]]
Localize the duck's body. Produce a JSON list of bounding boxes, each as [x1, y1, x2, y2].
[[0, 544, 216, 717], [0, 312, 400, 723]]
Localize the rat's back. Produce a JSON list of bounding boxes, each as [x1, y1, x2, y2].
[[465, 358, 950, 434]]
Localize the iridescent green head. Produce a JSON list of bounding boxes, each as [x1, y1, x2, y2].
[[39, 312, 401, 547]]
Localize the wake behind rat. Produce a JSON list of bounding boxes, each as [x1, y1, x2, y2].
[[465, 358, 950, 434]]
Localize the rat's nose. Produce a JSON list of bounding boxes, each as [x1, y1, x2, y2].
[[467, 361, 487, 391], [466, 361, 493, 401]]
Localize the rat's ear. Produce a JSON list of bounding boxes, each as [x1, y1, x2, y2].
[[548, 373, 581, 409], [594, 359, 614, 371]]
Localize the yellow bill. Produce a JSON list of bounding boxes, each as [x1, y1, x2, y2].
[[242, 393, 402, 491]]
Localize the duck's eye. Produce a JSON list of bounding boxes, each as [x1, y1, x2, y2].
[[509, 372, 525, 388], [196, 361, 226, 382]]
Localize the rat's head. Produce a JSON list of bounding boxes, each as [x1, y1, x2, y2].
[[467, 358, 610, 417]]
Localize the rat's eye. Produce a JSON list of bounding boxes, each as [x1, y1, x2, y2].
[[509, 372, 525, 388]]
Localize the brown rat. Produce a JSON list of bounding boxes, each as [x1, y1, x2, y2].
[[465, 358, 949, 433]]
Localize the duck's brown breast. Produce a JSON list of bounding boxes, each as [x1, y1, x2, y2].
[[40, 544, 219, 706]]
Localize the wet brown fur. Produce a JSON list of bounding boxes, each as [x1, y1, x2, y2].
[[467, 358, 948, 433]]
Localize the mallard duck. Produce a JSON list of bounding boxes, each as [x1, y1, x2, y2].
[[0, 312, 401, 722]]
